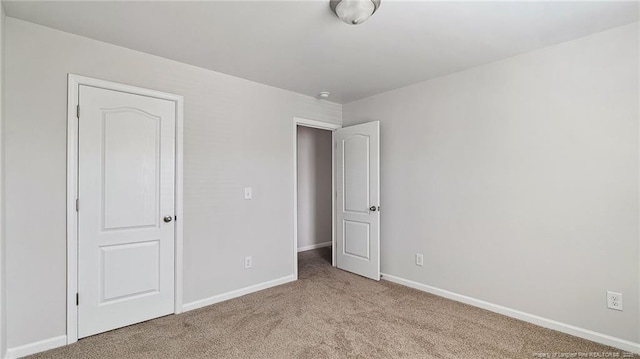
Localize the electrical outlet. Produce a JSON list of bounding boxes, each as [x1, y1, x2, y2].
[[244, 187, 252, 200], [244, 256, 252, 269], [607, 291, 623, 311], [415, 253, 424, 266]]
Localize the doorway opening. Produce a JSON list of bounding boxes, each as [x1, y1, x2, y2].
[[292, 118, 380, 281], [292, 118, 341, 278], [297, 125, 333, 266]]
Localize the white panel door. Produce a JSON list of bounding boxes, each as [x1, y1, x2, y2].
[[335, 121, 380, 280], [78, 85, 176, 338]]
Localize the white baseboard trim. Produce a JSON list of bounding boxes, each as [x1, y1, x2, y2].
[[297, 241, 332, 252], [5, 335, 67, 359], [381, 273, 640, 354], [182, 275, 296, 312]]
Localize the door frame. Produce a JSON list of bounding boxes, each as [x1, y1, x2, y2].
[[292, 117, 341, 278], [66, 74, 184, 344]]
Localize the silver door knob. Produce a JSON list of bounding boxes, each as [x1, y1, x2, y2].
[[164, 216, 173, 223], [369, 206, 377, 212]]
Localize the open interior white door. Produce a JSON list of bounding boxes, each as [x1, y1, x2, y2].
[[78, 85, 176, 338], [335, 121, 380, 280]]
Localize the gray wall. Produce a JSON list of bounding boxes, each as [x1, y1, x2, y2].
[[0, 4, 6, 358], [296, 126, 332, 250], [4, 17, 341, 348], [343, 23, 639, 342]]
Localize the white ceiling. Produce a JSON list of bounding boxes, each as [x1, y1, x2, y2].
[[4, 1, 639, 103]]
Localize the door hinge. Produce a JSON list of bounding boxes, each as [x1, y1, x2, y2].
[[76, 293, 79, 306], [76, 105, 80, 119], [75, 199, 79, 212]]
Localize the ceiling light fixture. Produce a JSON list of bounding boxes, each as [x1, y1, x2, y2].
[[318, 91, 331, 99], [330, 0, 381, 25]]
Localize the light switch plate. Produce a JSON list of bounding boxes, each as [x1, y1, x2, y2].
[[244, 187, 252, 200]]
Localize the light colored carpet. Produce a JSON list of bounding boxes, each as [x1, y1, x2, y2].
[[30, 248, 634, 358]]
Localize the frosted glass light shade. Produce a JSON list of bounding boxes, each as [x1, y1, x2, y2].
[[330, 0, 380, 25]]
